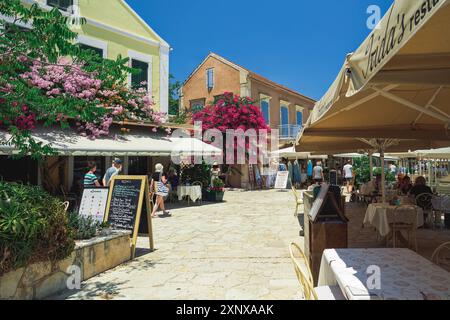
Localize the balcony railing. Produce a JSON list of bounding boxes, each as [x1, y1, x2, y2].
[[278, 124, 302, 140]]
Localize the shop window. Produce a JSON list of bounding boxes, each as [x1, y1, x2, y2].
[[0, 156, 38, 185]]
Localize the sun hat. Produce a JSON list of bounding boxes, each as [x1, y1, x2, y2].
[[155, 163, 164, 172]]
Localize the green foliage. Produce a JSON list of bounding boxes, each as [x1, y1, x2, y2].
[[0, 181, 75, 276], [172, 108, 192, 124], [68, 212, 99, 241], [181, 162, 212, 189], [353, 156, 396, 187], [212, 178, 224, 189], [168, 74, 181, 116], [353, 156, 371, 186], [0, 0, 152, 158]]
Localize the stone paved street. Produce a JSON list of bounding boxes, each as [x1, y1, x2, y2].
[[54, 190, 304, 300]]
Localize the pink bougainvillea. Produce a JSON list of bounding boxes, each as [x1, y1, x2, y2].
[[193, 92, 270, 133], [192, 92, 271, 163], [18, 59, 168, 139]]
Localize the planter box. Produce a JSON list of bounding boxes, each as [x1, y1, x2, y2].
[[0, 231, 131, 300], [205, 191, 225, 202]]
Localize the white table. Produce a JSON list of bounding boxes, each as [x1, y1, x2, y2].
[[319, 248, 450, 300], [364, 203, 424, 237], [178, 185, 202, 203]]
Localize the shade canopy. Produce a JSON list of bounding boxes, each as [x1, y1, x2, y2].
[[270, 147, 327, 160], [416, 147, 450, 159], [0, 126, 222, 157], [333, 153, 399, 161], [298, 0, 450, 150]]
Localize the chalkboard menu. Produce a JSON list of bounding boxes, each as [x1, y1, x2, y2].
[[107, 179, 142, 231], [104, 175, 154, 257]]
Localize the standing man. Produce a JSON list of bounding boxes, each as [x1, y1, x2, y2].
[[313, 161, 324, 184], [343, 159, 354, 193], [103, 158, 122, 187]]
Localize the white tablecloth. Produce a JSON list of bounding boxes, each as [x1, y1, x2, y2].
[[364, 204, 424, 237], [319, 248, 450, 300], [178, 186, 202, 202]]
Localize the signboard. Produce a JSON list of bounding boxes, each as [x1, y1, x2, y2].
[[78, 187, 109, 224], [104, 176, 154, 257], [309, 183, 330, 221], [329, 170, 338, 186], [274, 171, 289, 189]]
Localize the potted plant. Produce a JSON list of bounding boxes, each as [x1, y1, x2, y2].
[[211, 178, 225, 202]]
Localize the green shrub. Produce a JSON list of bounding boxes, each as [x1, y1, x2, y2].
[[0, 182, 75, 276], [68, 213, 99, 240]]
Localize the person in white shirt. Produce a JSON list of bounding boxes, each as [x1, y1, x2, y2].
[[312, 161, 324, 184], [343, 160, 354, 193]]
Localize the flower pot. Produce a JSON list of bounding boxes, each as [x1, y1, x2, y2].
[[215, 191, 225, 202]]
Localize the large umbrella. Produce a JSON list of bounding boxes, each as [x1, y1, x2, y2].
[[297, 0, 450, 202]]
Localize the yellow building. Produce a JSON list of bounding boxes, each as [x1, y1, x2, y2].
[[8, 0, 170, 113]]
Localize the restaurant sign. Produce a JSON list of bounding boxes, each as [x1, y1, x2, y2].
[[349, 0, 447, 93]]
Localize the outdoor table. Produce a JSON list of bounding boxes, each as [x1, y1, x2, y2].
[[178, 185, 202, 203], [363, 203, 424, 237], [318, 248, 450, 300]]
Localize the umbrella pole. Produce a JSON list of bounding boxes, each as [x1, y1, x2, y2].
[[380, 149, 386, 204], [369, 151, 374, 181]]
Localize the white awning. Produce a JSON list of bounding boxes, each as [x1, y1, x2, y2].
[[271, 147, 328, 160], [0, 126, 222, 157]]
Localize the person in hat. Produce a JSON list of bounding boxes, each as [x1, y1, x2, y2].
[[211, 162, 221, 187], [151, 163, 171, 218], [103, 158, 122, 187]]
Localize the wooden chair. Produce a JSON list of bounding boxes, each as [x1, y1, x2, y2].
[[289, 243, 346, 300], [431, 242, 450, 270], [390, 206, 419, 252], [292, 186, 304, 217]]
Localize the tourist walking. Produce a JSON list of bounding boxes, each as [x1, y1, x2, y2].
[[150, 163, 171, 218], [84, 161, 101, 188], [343, 160, 354, 193], [313, 161, 324, 184], [103, 158, 122, 187]]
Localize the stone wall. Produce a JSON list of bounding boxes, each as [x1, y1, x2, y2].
[[0, 231, 131, 300]]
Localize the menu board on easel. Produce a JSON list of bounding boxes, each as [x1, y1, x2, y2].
[[104, 176, 154, 258], [274, 171, 289, 189], [78, 187, 109, 224]]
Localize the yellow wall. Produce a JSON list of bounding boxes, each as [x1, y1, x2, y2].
[[78, 23, 162, 108]]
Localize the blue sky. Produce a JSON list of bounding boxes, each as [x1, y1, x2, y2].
[[126, 0, 393, 100]]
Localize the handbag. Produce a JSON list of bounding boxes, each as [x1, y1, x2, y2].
[[156, 173, 169, 196]]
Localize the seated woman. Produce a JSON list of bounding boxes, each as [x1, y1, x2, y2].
[[409, 176, 433, 199], [398, 175, 413, 195]]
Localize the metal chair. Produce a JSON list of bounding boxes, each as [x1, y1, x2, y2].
[[61, 201, 70, 212], [189, 181, 203, 205], [390, 206, 419, 252], [291, 186, 304, 217], [289, 243, 346, 300], [416, 193, 434, 227], [431, 242, 450, 270]]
